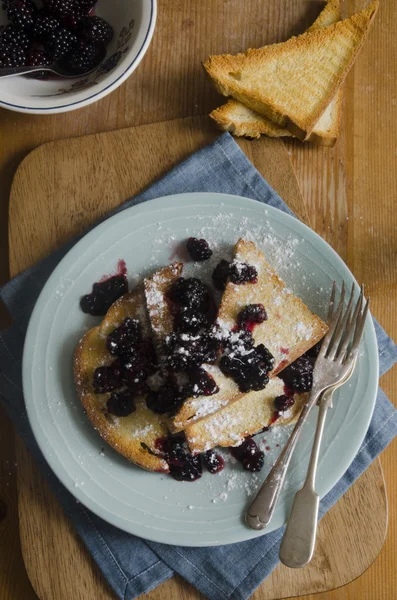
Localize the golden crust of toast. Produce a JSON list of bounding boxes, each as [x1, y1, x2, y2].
[[210, 0, 343, 146], [74, 289, 169, 473], [204, 2, 378, 139], [144, 262, 183, 350], [217, 239, 328, 376], [185, 378, 308, 455]]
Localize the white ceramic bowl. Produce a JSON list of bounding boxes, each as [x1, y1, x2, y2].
[[0, 0, 156, 114]]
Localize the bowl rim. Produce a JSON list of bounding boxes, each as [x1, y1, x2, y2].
[[0, 0, 157, 115]]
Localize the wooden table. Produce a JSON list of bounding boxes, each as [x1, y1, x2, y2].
[[0, 1, 396, 599]]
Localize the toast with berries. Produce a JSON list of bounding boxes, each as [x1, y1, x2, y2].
[[217, 238, 328, 376], [74, 289, 169, 473], [184, 378, 308, 455]]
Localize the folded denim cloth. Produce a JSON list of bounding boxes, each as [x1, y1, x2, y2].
[[1, 133, 397, 600]]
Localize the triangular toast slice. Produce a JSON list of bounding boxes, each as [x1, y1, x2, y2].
[[204, 1, 378, 139], [185, 378, 308, 455], [217, 239, 328, 376], [74, 289, 169, 473], [210, 0, 343, 146]]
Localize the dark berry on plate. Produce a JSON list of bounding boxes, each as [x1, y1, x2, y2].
[[78, 16, 113, 44], [279, 355, 314, 393], [185, 367, 219, 397], [220, 343, 273, 392], [106, 389, 135, 417], [237, 303, 267, 330], [174, 306, 209, 333], [203, 450, 225, 474], [146, 381, 184, 415], [121, 339, 157, 391], [93, 364, 122, 393], [43, 0, 75, 17], [0, 43, 25, 67], [106, 317, 141, 356], [59, 40, 102, 74], [224, 328, 255, 350], [80, 274, 128, 316], [46, 27, 77, 59], [1, 24, 31, 49], [186, 237, 213, 261], [164, 331, 219, 371], [230, 437, 264, 472], [212, 259, 230, 291], [304, 339, 323, 358], [229, 261, 258, 285], [168, 277, 210, 312], [274, 394, 295, 412], [26, 44, 52, 78], [7, 0, 36, 30], [159, 436, 203, 482], [32, 11, 60, 39]]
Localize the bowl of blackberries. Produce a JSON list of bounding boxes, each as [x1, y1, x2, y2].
[[0, 0, 157, 113]]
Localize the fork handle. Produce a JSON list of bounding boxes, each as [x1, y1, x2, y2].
[[245, 388, 321, 530], [279, 400, 329, 567]]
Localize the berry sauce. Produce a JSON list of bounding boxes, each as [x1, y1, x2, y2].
[[80, 274, 128, 316], [230, 437, 264, 472]]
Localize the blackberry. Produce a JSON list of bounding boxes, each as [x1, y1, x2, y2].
[[274, 394, 295, 412], [162, 436, 202, 482], [121, 339, 157, 390], [1, 24, 31, 50], [62, 8, 87, 29], [80, 274, 128, 316], [220, 343, 273, 392], [7, 0, 36, 30], [229, 261, 258, 285], [224, 328, 254, 350], [44, 0, 75, 16], [60, 39, 102, 74], [32, 12, 61, 40], [168, 277, 210, 312], [186, 237, 213, 261], [26, 44, 52, 78], [78, 16, 113, 44], [164, 331, 219, 371], [237, 304, 267, 329], [106, 390, 135, 417], [230, 437, 264, 472], [203, 450, 225, 474], [93, 363, 122, 394], [106, 318, 142, 357], [0, 43, 26, 67], [76, 0, 96, 9], [174, 306, 209, 334], [185, 368, 219, 397], [212, 259, 230, 291], [146, 381, 184, 415], [305, 339, 323, 358], [45, 27, 77, 59], [279, 355, 314, 393]]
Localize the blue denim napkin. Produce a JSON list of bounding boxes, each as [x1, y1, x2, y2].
[[1, 133, 397, 600]]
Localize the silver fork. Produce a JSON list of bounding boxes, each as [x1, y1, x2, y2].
[[245, 282, 369, 531]]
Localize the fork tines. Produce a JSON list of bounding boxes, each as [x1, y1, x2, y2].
[[320, 281, 369, 364]]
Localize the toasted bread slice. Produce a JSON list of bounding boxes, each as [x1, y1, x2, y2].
[[144, 264, 245, 433], [210, 0, 343, 146], [204, 1, 378, 140], [217, 239, 328, 376], [144, 262, 183, 352], [74, 289, 169, 473], [185, 378, 308, 455]]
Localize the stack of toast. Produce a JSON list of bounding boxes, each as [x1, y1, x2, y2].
[[74, 238, 327, 474], [205, 0, 378, 146]]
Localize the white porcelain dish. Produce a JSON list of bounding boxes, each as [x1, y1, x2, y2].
[[22, 192, 378, 546], [0, 0, 156, 114]]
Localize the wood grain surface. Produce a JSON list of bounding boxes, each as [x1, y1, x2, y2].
[[0, 0, 396, 599], [8, 115, 388, 600]]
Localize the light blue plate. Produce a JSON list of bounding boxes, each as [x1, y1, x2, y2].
[[22, 192, 378, 546]]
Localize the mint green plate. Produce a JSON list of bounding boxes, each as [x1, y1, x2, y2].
[[22, 192, 378, 546]]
